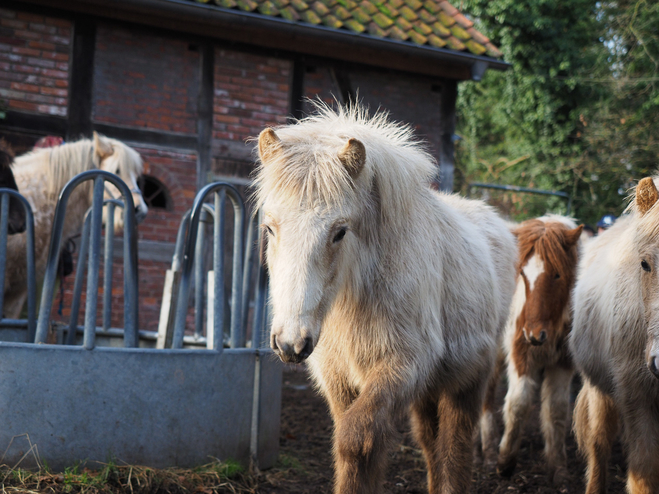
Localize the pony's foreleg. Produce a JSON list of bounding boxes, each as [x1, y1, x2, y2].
[[332, 373, 399, 494], [573, 379, 618, 494], [435, 378, 486, 494], [622, 403, 659, 494], [4, 289, 27, 320], [539, 365, 573, 486], [497, 370, 537, 477], [410, 394, 440, 492], [480, 351, 503, 469]]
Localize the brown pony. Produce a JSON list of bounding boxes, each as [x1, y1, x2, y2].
[[481, 215, 582, 486]]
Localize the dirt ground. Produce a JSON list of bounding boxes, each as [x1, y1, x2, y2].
[[261, 365, 628, 494]]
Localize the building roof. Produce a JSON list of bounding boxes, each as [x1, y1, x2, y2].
[[188, 0, 503, 59]]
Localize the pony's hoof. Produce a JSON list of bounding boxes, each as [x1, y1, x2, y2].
[[549, 466, 570, 491], [496, 457, 517, 478]]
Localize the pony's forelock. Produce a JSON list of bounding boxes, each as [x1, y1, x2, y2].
[[252, 100, 436, 211]]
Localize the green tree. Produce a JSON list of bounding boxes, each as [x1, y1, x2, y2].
[[454, 0, 658, 224]]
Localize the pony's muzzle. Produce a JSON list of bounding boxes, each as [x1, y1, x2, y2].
[[524, 327, 547, 346], [270, 332, 314, 364]]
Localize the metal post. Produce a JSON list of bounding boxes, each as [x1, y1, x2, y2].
[[194, 209, 208, 339], [67, 212, 91, 345], [0, 194, 9, 321], [213, 189, 226, 350], [83, 177, 105, 350], [241, 211, 257, 337], [102, 201, 116, 331], [172, 182, 244, 350]]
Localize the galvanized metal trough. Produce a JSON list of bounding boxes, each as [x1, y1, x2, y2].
[[0, 174, 281, 471]]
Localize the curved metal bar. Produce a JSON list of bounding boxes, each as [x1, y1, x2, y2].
[[35, 170, 138, 347], [0, 189, 36, 342], [67, 199, 125, 346], [172, 182, 245, 350]]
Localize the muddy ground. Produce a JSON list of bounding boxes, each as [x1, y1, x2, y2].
[[262, 365, 628, 494]]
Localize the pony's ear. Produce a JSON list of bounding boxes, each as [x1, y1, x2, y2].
[[93, 131, 114, 160], [564, 225, 584, 247], [258, 128, 281, 162], [338, 138, 366, 179], [636, 177, 659, 216]]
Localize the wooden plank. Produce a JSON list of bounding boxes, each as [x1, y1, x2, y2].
[[0, 111, 67, 137], [438, 80, 457, 192], [92, 123, 198, 150], [330, 67, 354, 105], [197, 41, 214, 190], [67, 17, 96, 140]]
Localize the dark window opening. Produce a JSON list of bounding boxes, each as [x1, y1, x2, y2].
[[138, 175, 173, 211]]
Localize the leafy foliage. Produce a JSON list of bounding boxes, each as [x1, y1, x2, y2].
[[455, 0, 658, 225]]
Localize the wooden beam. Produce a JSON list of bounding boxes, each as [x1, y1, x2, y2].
[[0, 111, 67, 137], [67, 17, 96, 140], [329, 66, 354, 105], [91, 122, 197, 150], [197, 41, 214, 191], [438, 80, 457, 192], [289, 58, 305, 123]]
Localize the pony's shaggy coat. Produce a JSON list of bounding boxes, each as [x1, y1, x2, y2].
[[571, 176, 659, 494], [255, 104, 517, 494], [3, 133, 147, 319], [481, 215, 582, 486]]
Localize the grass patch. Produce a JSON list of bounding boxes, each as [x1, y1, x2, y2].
[[0, 458, 257, 493]]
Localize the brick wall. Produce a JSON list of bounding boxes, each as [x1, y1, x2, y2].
[[93, 23, 200, 133], [0, 8, 70, 116], [213, 48, 290, 178], [303, 65, 338, 114]]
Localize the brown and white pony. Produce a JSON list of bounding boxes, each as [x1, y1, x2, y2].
[[0, 139, 26, 235], [3, 132, 147, 319], [254, 103, 517, 494], [571, 177, 659, 494], [480, 215, 582, 486]]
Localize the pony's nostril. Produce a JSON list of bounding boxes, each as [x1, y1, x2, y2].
[[299, 337, 314, 359], [270, 333, 280, 353]]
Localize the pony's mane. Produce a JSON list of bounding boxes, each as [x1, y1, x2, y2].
[[515, 219, 579, 279], [253, 101, 436, 210], [0, 139, 14, 170], [14, 137, 142, 198]]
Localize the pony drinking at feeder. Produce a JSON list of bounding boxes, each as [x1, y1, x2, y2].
[[3, 132, 147, 319], [571, 177, 659, 494], [480, 215, 582, 487], [254, 103, 517, 494]]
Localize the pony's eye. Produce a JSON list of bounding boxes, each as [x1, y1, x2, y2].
[[333, 228, 347, 243], [263, 225, 274, 237], [642, 260, 652, 272], [554, 273, 560, 280]]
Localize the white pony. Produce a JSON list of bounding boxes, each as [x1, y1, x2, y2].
[[4, 132, 147, 319], [571, 176, 659, 494], [254, 103, 517, 494]]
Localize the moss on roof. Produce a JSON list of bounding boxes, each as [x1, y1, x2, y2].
[[188, 0, 502, 58]]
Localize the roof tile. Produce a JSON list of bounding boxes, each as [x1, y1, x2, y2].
[[437, 11, 455, 27], [322, 14, 343, 27], [258, 1, 280, 14], [373, 12, 395, 28], [344, 18, 366, 31], [438, 1, 457, 16], [360, 0, 378, 14], [450, 25, 470, 41], [351, 6, 372, 23], [399, 5, 418, 21], [182, 0, 503, 59], [427, 33, 447, 47], [280, 5, 300, 19], [300, 9, 322, 22], [452, 12, 473, 28], [445, 35, 465, 50], [408, 30, 427, 44], [465, 39, 486, 55], [403, 0, 423, 10], [431, 21, 450, 37]]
